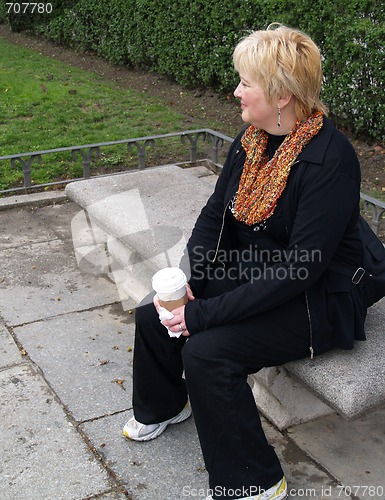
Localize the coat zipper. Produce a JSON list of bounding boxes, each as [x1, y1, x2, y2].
[[211, 194, 234, 263], [283, 159, 315, 358], [304, 291, 314, 359]]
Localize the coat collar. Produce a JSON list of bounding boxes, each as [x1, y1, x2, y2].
[[296, 116, 335, 165]]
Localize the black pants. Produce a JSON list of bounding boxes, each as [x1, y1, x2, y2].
[[132, 276, 311, 499]]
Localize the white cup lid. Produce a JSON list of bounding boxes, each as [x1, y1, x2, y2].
[[152, 267, 187, 294]]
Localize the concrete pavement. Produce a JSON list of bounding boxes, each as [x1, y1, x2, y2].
[[0, 188, 384, 500]]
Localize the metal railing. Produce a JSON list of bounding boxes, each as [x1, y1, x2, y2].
[[1, 128, 384, 235], [361, 192, 385, 235], [0, 129, 232, 195]]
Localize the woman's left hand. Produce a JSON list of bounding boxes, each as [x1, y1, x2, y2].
[[162, 305, 190, 337]]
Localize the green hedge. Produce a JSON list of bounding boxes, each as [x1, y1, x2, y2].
[[3, 0, 384, 143], [0, 2, 7, 24]]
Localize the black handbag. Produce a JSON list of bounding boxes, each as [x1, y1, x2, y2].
[[332, 216, 385, 307], [353, 216, 385, 306]]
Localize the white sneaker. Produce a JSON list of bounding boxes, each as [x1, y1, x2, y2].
[[122, 402, 191, 441], [253, 477, 287, 500], [205, 476, 287, 500]]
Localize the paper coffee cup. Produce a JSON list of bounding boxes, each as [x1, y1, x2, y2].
[[152, 267, 188, 312]]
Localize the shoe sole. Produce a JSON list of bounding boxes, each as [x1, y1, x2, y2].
[[123, 404, 191, 441]]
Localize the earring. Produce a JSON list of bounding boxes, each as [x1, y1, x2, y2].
[[277, 106, 281, 128]]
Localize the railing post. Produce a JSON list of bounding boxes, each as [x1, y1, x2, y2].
[[363, 200, 385, 235], [205, 132, 224, 164], [72, 147, 101, 178], [361, 193, 385, 236], [128, 139, 155, 170], [181, 132, 206, 162], [11, 154, 42, 188]]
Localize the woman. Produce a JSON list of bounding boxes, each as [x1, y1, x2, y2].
[[123, 25, 367, 500]]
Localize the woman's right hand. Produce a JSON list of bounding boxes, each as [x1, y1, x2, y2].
[[153, 282, 195, 314]]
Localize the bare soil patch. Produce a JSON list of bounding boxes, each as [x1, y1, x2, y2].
[[1, 24, 384, 197]]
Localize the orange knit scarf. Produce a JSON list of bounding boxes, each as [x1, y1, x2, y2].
[[233, 111, 324, 225]]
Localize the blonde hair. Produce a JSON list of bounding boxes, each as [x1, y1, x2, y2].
[[233, 24, 328, 120]]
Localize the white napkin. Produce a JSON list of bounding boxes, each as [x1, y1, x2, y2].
[[158, 306, 183, 338]]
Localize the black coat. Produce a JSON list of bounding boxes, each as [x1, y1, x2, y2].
[[182, 117, 367, 356]]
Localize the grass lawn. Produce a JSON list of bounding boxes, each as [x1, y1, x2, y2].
[[0, 37, 203, 191]]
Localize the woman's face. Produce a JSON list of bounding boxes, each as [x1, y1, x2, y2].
[[234, 73, 277, 131]]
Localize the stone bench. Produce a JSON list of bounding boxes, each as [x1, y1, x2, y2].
[[250, 301, 385, 429], [65, 164, 385, 430]]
